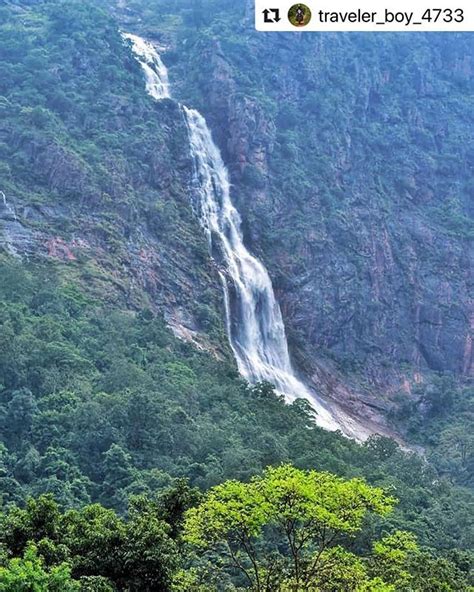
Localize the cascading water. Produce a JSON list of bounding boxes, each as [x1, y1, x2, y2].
[[125, 33, 341, 432], [1, 190, 17, 222], [122, 33, 170, 100]]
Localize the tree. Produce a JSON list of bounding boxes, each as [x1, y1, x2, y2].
[[78, 576, 115, 591], [370, 530, 419, 589], [405, 551, 473, 592], [0, 444, 23, 505], [0, 545, 79, 591], [120, 500, 179, 591], [101, 444, 136, 511], [364, 435, 399, 461], [4, 389, 38, 448], [0, 495, 62, 559], [183, 464, 399, 590], [61, 501, 179, 591]]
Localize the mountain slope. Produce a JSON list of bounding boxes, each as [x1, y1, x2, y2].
[[0, 0, 227, 352], [3, 1, 473, 440]]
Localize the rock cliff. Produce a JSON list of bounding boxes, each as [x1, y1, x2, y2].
[[154, 18, 473, 424]]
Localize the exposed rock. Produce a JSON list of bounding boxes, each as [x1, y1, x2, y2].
[[170, 31, 473, 427]]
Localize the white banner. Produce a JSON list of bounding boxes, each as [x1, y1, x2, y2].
[[255, 1, 474, 31]]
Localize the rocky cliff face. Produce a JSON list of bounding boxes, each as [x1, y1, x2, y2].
[[162, 25, 473, 420]]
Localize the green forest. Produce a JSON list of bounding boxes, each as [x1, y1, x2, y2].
[[0, 0, 473, 590], [0, 259, 472, 589]]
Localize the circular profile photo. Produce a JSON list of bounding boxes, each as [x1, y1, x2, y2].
[[288, 3, 312, 27]]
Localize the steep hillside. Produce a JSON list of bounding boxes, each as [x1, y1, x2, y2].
[[0, 0, 228, 352], [3, 0, 473, 442]]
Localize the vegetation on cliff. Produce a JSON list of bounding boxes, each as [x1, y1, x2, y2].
[[141, 0, 474, 469]]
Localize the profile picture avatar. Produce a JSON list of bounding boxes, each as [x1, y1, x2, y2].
[[288, 4, 312, 27]]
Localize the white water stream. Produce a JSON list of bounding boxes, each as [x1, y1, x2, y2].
[[1, 190, 17, 222], [124, 33, 343, 433]]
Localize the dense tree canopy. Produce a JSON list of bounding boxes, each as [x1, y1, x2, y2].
[[0, 260, 472, 556], [0, 468, 471, 591]]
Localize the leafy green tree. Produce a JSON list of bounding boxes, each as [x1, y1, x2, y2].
[[120, 501, 179, 591], [437, 426, 474, 483], [0, 494, 179, 591], [0, 444, 23, 505], [406, 551, 473, 592], [0, 545, 79, 591], [0, 495, 62, 559], [370, 530, 419, 589], [101, 444, 136, 511], [64, 502, 179, 590], [4, 389, 38, 448], [290, 546, 395, 591], [183, 465, 397, 590]]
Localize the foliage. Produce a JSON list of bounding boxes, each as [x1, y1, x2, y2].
[[142, 0, 474, 495], [0, 258, 471, 556], [0, 545, 79, 591], [0, 487, 190, 591], [182, 466, 470, 591], [0, 467, 469, 591], [391, 377, 474, 487]]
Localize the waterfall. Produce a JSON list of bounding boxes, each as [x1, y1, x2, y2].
[[1, 190, 17, 222], [125, 33, 341, 432], [123, 33, 170, 100]]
